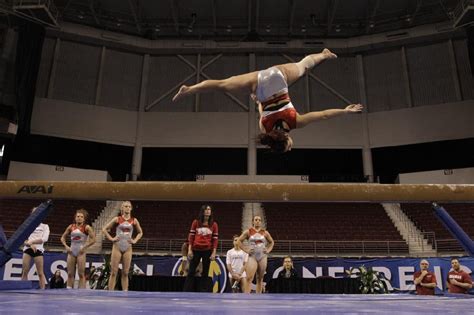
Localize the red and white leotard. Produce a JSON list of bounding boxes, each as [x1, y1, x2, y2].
[[256, 67, 297, 133], [116, 216, 135, 252], [248, 228, 267, 262], [261, 93, 297, 133], [70, 224, 89, 257]]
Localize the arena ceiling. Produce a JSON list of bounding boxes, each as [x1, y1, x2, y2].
[[50, 0, 459, 40]]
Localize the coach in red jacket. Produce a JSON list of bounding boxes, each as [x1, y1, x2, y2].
[[183, 204, 219, 292]]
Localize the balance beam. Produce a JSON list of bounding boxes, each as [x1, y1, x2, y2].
[[0, 181, 473, 202]]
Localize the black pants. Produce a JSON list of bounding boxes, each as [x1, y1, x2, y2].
[[183, 249, 212, 292]]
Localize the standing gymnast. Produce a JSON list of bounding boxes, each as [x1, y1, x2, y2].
[[238, 215, 274, 293], [60, 208, 96, 289], [102, 201, 143, 291]]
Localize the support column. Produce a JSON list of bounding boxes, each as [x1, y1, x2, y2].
[[447, 39, 462, 101], [247, 53, 257, 177], [95, 46, 106, 105], [433, 203, 474, 255], [131, 54, 150, 181], [304, 71, 310, 113], [47, 38, 60, 98], [195, 53, 201, 112], [401, 46, 413, 107], [356, 54, 374, 183]]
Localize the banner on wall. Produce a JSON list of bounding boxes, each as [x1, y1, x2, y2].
[[1, 251, 472, 292], [268, 257, 473, 291]]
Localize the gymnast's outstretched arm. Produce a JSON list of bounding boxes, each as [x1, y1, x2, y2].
[[296, 104, 363, 129]]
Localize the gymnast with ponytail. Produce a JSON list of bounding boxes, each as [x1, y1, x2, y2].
[[173, 49, 363, 153]]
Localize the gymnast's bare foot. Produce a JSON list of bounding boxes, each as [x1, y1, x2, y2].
[[322, 48, 337, 60], [172, 85, 190, 102]]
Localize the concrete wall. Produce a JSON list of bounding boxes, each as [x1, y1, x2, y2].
[[197, 175, 309, 183], [31, 97, 474, 149], [398, 167, 474, 184], [8, 161, 110, 181]]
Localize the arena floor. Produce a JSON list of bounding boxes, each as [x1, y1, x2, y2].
[[0, 289, 473, 314]]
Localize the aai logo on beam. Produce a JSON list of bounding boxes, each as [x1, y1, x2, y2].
[[17, 185, 54, 194]]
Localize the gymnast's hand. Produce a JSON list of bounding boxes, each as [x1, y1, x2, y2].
[[449, 278, 459, 286], [110, 236, 119, 242], [345, 104, 363, 113], [231, 272, 241, 280], [128, 239, 137, 244]]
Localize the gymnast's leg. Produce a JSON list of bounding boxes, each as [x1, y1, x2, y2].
[[276, 48, 337, 86], [172, 71, 258, 101]]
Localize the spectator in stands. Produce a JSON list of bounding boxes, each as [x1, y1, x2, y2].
[[447, 257, 473, 294], [183, 204, 218, 292], [278, 256, 299, 279], [238, 215, 275, 293], [102, 201, 143, 291], [179, 241, 202, 277], [172, 49, 363, 153], [21, 207, 50, 289], [226, 234, 249, 293], [413, 259, 437, 295], [60, 209, 96, 289], [49, 269, 65, 289]]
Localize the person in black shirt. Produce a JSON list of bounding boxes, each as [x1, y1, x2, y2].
[[49, 269, 65, 289], [277, 256, 299, 279]]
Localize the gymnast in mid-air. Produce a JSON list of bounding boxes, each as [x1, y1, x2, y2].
[[173, 49, 363, 153]]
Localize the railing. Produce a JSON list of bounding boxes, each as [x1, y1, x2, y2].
[[92, 238, 411, 257], [5, 231, 466, 256], [3, 230, 65, 249], [101, 238, 234, 255], [420, 231, 436, 251], [436, 239, 466, 253], [392, 203, 419, 235]]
